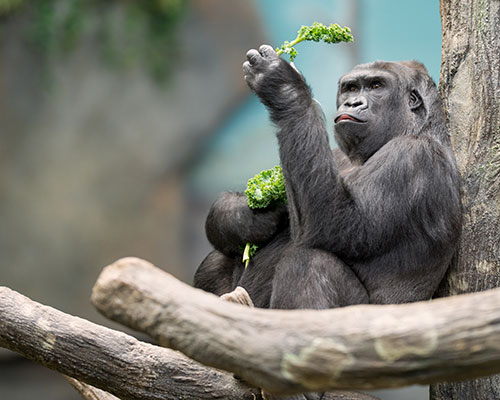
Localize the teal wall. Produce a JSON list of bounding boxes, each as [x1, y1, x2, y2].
[[189, 0, 441, 197], [359, 0, 441, 80]]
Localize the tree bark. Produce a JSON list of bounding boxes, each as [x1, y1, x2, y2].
[[432, 0, 500, 398], [64, 376, 120, 400], [91, 257, 500, 395], [0, 284, 378, 400], [0, 286, 263, 400]]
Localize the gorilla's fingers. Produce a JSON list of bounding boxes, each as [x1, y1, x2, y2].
[[243, 61, 257, 90], [259, 44, 277, 58], [246, 49, 261, 66], [242, 60, 253, 75]]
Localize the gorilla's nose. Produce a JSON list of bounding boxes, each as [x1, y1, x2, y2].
[[346, 96, 368, 109]]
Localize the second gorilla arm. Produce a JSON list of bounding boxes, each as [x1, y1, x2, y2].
[[205, 192, 288, 257], [204, 149, 350, 259]]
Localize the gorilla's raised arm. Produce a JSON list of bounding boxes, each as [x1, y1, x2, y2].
[[243, 46, 339, 246]]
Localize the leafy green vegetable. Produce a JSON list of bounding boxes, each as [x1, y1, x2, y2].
[[241, 166, 287, 267], [276, 22, 353, 62], [242, 243, 259, 269], [244, 166, 287, 209]]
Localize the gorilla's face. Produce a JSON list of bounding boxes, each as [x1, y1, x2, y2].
[[334, 64, 409, 164]]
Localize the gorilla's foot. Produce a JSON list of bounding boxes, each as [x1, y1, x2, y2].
[[220, 286, 254, 307], [220, 286, 255, 384]]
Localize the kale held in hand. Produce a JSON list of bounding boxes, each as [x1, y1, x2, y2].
[[276, 22, 353, 62], [241, 166, 287, 267]]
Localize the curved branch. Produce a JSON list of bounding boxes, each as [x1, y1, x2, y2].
[[0, 286, 261, 400], [64, 376, 120, 400], [92, 257, 500, 395]]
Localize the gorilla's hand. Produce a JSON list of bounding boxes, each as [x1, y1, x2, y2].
[[243, 45, 282, 91], [243, 45, 312, 120]]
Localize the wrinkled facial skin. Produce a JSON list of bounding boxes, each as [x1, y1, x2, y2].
[[334, 68, 407, 164]]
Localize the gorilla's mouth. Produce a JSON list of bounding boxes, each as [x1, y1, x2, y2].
[[335, 114, 364, 123]]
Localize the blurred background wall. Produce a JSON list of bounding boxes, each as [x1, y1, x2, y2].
[[0, 0, 441, 398]]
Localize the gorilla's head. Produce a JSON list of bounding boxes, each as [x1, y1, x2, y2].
[[334, 61, 446, 164]]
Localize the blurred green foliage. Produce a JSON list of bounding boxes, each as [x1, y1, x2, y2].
[[0, 0, 187, 81], [0, 0, 23, 14]]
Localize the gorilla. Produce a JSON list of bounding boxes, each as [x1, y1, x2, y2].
[[194, 45, 462, 310]]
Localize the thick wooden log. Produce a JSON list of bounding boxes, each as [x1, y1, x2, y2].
[[92, 257, 500, 395], [0, 285, 378, 400], [0, 286, 262, 400]]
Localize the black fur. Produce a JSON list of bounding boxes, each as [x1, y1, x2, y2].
[[194, 46, 462, 310]]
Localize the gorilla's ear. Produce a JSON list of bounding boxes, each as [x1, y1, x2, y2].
[[409, 89, 423, 111]]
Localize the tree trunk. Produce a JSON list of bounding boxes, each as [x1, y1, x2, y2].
[[431, 0, 500, 398]]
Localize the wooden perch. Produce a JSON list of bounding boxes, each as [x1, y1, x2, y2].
[[0, 283, 378, 400], [64, 376, 120, 400], [0, 286, 263, 400], [92, 257, 500, 395]]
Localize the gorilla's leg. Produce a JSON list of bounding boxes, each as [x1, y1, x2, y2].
[[270, 246, 369, 310], [193, 250, 243, 296]]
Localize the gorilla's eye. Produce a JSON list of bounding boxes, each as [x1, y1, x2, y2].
[[370, 81, 382, 89], [347, 84, 358, 92]]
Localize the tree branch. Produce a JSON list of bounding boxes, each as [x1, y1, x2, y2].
[[64, 376, 120, 400], [0, 286, 262, 400], [92, 257, 500, 395], [0, 284, 378, 400]]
